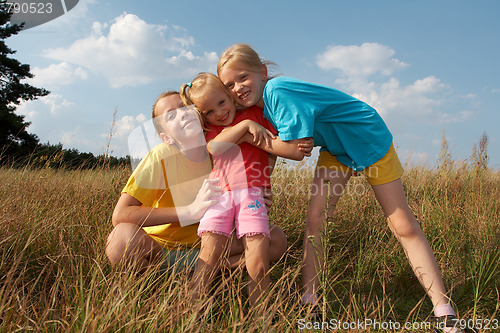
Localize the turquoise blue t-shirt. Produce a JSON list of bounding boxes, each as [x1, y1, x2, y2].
[[262, 76, 393, 171]]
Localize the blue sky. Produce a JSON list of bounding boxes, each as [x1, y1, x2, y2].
[[9, 0, 500, 168]]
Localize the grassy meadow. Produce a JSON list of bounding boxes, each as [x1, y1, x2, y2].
[[0, 150, 499, 332]]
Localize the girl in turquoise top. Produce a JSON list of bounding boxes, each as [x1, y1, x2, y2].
[[217, 43, 461, 332]]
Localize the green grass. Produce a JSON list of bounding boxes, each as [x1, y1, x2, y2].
[[0, 159, 499, 332]]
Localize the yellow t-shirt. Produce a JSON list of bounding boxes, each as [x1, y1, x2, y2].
[[122, 143, 212, 250]]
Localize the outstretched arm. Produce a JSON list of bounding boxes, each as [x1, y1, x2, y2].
[[112, 179, 222, 227], [241, 133, 314, 161]]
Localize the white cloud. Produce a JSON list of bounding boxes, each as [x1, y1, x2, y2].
[[316, 43, 474, 124], [17, 93, 76, 117], [316, 42, 409, 77], [399, 149, 430, 166], [30, 62, 87, 88], [43, 13, 218, 88], [60, 127, 81, 147], [353, 76, 448, 117], [113, 113, 148, 140], [97, 113, 156, 158], [16, 95, 113, 154], [353, 76, 475, 124], [436, 110, 474, 124]]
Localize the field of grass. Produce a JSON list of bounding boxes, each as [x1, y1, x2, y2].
[[0, 156, 499, 332]]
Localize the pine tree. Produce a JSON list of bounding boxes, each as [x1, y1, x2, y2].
[[0, 1, 49, 159]]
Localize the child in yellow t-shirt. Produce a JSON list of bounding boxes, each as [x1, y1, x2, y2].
[[106, 91, 288, 273], [106, 91, 219, 272]]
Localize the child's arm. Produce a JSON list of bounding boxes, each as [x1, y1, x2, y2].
[[207, 119, 275, 155], [240, 133, 314, 161], [112, 179, 222, 227]]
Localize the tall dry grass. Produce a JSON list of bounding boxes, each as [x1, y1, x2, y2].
[[0, 153, 499, 331]]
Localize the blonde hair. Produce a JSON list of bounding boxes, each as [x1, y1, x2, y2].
[[217, 43, 276, 77], [151, 90, 180, 134], [180, 72, 234, 123]]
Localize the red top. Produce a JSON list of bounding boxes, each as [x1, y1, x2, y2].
[[205, 106, 278, 191]]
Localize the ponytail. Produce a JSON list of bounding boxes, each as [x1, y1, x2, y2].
[[180, 83, 194, 106]]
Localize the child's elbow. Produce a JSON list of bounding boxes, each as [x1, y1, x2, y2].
[[207, 141, 221, 155], [207, 144, 220, 156], [286, 151, 305, 161], [207, 143, 215, 155], [208, 141, 234, 156], [111, 208, 124, 227]]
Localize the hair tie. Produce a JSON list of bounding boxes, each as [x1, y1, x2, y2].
[[187, 82, 192, 88]]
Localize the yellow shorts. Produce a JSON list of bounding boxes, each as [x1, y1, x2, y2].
[[316, 144, 404, 186]]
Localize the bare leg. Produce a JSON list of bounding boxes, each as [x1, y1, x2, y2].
[[372, 178, 449, 307], [302, 168, 350, 299], [243, 234, 270, 306], [228, 224, 287, 269], [105, 222, 164, 271], [190, 232, 229, 300]]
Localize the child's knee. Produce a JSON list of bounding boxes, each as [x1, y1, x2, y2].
[[244, 235, 269, 275], [387, 213, 421, 239], [111, 222, 142, 239], [306, 209, 327, 234], [199, 233, 228, 266], [106, 223, 152, 265], [106, 223, 134, 262], [198, 247, 223, 267]]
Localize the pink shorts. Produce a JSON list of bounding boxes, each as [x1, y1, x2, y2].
[[198, 187, 270, 239]]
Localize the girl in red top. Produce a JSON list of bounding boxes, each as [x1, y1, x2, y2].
[[180, 72, 312, 307]]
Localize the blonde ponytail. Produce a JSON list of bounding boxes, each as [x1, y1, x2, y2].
[[180, 83, 194, 106]]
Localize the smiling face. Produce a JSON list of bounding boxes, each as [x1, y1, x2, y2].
[[218, 64, 267, 109], [154, 94, 203, 145], [193, 86, 237, 127]]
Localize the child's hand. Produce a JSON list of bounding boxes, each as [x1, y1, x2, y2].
[[188, 178, 222, 220], [297, 137, 314, 157], [245, 120, 275, 148]]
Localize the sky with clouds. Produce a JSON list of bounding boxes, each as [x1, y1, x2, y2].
[[8, 0, 500, 168]]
